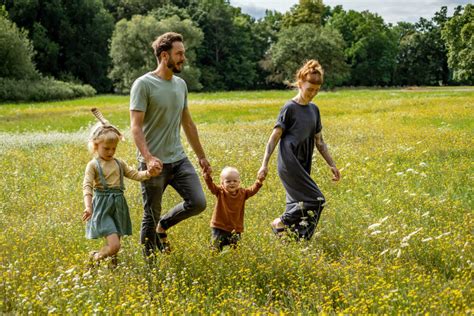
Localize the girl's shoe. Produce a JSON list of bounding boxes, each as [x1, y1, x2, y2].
[[87, 251, 100, 269], [108, 255, 118, 269]]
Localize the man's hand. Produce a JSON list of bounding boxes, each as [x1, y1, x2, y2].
[[199, 157, 212, 177], [82, 207, 92, 222], [202, 164, 212, 179], [330, 166, 341, 182], [146, 156, 163, 174]]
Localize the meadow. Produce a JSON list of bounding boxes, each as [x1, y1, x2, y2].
[[0, 87, 472, 313]]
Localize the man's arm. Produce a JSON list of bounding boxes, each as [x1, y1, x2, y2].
[[315, 132, 340, 181], [181, 107, 211, 175], [130, 110, 163, 172]]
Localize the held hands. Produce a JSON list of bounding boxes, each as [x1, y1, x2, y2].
[[146, 156, 163, 177], [82, 207, 92, 222], [202, 167, 211, 180], [257, 165, 268, 182], [199, 157, 212, 178], [147, 165, 161, 177]]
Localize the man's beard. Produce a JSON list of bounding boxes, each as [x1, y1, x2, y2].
[[167, 57, 183, 73]]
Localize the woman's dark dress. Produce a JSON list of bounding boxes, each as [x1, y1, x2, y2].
[[275, 100, 326, 239]]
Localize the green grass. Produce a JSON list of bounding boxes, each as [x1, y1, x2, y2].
[[0, 87, 473, 313]]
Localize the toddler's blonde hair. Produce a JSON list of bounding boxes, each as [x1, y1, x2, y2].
[[88, 122, 121, 154], [220, 166, 240, 180]]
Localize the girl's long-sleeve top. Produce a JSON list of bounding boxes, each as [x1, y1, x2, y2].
[[83, 158, 150, 197], [205, 176, 262, 233]]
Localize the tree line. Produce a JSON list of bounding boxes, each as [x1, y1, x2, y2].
[[1, 0, 473, 98]]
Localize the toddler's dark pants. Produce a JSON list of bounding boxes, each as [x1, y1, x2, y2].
[[211, 227, 241, 251]]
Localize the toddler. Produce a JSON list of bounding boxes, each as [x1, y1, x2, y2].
[[204, 166, 264, 251], [82, 111, 158, 267]]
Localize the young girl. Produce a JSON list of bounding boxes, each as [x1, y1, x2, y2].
[[82, 119, 158, 266]]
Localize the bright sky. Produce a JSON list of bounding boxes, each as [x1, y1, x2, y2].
[[229, 0, 470, 24]]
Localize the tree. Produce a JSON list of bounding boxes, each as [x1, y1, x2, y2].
[[321, 4, 344, 25], [329, 9, 397, 86], [392, 7, 450, 86], [109, 14, 203, 93], [263, 24, 349, 88], [0, 6, 37, 79], [150, 3, 191, 21], [188, 0, 260, 90], [252, 10, 284, 88], [282, 0, 324, 28], [103, 0, 166, 22], [442, 4, 473, 83], [5, 0, 114, 92]]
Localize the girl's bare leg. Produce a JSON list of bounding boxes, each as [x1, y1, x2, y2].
[[93, 233, 121, 261]]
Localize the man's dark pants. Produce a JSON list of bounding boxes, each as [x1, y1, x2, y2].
[[139, 157, 206, 256]]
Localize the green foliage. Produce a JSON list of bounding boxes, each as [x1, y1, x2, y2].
[[109, 14, 203, 93], [30, 22, 60, 76], [0, 6, 37, 79], [103, 0, 167, 21], [330, 9, 397, 86], [263, 24, 349, 87], [5, 0, 115, 92], [0, 77, 96, 102], [442, 4, 474, 83], [252, 10, 285, 88], [2, 1, 469, 91], [282, 0, 324, 28], [150, 3, 191, 21], [320, 4, 344, 25], [393, 8, 450, 86], [189, 0, 262, 90]]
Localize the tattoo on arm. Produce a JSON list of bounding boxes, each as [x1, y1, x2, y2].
[[315, 132, 336, 167], [315, 133, 327, 153]]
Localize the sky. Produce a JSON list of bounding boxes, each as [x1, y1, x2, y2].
[[229, 0, 470, 24]]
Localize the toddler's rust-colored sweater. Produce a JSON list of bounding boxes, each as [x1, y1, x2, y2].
[[205, 176, 262, 233]]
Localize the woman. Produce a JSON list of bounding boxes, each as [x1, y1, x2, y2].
[[258, 60, 340, 240]]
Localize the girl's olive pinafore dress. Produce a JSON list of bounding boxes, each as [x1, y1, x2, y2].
[[86, 158, 132, 239]]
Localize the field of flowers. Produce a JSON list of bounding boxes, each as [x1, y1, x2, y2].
[[0, 87, 472, 313]]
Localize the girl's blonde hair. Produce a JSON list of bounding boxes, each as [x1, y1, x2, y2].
[[294, 59, 324, 87], [87, 122, 121, 154]]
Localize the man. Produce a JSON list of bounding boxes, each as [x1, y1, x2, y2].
[[130, 32, 211, 257]]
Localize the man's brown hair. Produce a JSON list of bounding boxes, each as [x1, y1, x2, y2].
[[152, 32, 183, 62]]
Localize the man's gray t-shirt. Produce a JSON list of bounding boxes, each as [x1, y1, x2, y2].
[[130, 72, 188, 164]]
